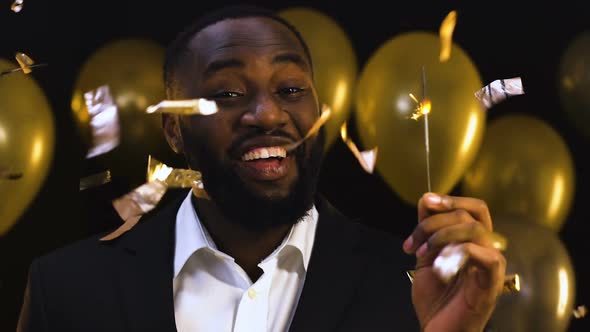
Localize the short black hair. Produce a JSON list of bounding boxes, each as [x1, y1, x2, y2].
[[163, 5, 313, 96]]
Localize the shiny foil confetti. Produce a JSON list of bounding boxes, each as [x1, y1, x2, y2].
[[85, 86, 120, 159], [15, 52, 34, 74], [284, 104, 331, 152], [502, 273, 521, 294], [101, 180, 168, 241], [11, 0, 23, 13], [573, 305, 588, 319], [146, 99, 218, 115], [475, 77, 524, 110], [340, 122, 378, 173], [102, 157, 210, 241], [192, 179, 210, 200], [439, 10, 457, 62], [0, 53, 46, 77], [79, 170, 112, 191], [147, 155, 203, 188]]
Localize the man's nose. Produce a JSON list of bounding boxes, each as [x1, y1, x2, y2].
[[240, 93, 288, 132]]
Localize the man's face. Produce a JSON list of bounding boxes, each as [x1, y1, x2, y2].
[[167, 17, 323, 229]]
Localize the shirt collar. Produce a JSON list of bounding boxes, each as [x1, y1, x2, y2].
[[173, 191, 318, 279]]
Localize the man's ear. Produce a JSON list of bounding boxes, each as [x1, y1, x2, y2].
[[162, 114, 184, 154]]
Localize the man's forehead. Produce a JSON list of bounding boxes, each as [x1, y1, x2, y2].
[[187, 17, 307, 59]]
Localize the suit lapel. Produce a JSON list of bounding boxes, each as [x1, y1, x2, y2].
[[289, 197, 370, 332], [114, 191, 186, 332]]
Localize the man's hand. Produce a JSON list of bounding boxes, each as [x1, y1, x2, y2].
[[403, 193, 506, 332]]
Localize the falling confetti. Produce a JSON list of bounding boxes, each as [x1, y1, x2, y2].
[[15, 52, 34, 74], [11, 0, 23, 13], [340, 122, 378, 173], [84, 85, 120, 159], [79, 170, 112, 191], [283, 104, 331, 152], [0, 53, 46, 77], [439, 10, 457, 62], [101, 180, 168, 241], [573, 305, 588, 319], [475, 77, 524, 110], [503, 273, 521, 294], [101, 157, 210, 241], [146, 98, 218, 115], [147, 155, 202, 188]]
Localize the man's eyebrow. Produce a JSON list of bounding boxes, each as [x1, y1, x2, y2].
[[204, 58, 244, 78], [272, 53, 310, 72]]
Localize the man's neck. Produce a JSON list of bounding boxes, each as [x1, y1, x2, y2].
[[193, 196, 292, 282]]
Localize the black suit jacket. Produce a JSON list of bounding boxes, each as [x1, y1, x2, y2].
[[17, 192, 418, 331]]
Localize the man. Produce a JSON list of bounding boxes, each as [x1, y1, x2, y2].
[[18, 5, 506, 332]]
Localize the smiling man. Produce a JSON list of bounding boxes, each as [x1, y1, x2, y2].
[[18, 5, 506, 332]]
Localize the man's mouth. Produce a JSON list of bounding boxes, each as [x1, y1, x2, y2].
[[237, 146, 292, 181], [241, 146, 287, 161]]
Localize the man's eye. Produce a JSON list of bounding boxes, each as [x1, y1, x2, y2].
[[213, 91, 243, 98], [278, 87, 305, 96]]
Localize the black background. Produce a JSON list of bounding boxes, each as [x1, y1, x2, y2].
[[1, 1, 589, 331]]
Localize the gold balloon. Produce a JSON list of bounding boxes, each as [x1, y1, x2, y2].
[[279, 7, 357, 149], [72, 39, 172, 186], [559, 31, 590, 138], [462, 115, 574, 231], [0, 59, 55, 235], [355, 32, 484, 205], [489, 218, 576, 332]]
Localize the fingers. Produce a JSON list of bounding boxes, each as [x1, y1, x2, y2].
[[404, 209, 475, 254], [443, 243, 506, 294], [417, 193, 492, 231]]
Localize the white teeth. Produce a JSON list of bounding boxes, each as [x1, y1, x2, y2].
[[241, 146, 287, 161]]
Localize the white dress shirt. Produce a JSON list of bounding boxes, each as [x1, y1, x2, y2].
[[173, 191, 318, 332]]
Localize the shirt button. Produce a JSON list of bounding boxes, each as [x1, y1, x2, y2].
[[247, 288, 257, 300]]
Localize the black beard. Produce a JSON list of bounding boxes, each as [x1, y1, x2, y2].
[[186, 130, 325, 232]]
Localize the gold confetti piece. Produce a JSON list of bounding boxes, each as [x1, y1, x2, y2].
[[101, 180, 168, 241], [475, 77, 524, 110], [340, 122, 378, 173], [85, 85, 120, 159], [100, 215, 142, 241], [79, 170, 112, 191], [15, 52, 34, 74], [573, 305, 588, 319], [283, 104, 331, 152], [439, 10, 457, 62], [125, 180, 168, 213], [147, 155, 202, 188], [406, 270, 416, 283], [503, 273, 521, 294], [102, 157, 210, 241], [146, 99, 218, 115], [0, 64, 46, 77], [146, 155, 173, 183], [11, 0, 23, 13], [192, 179, 211, 200]]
